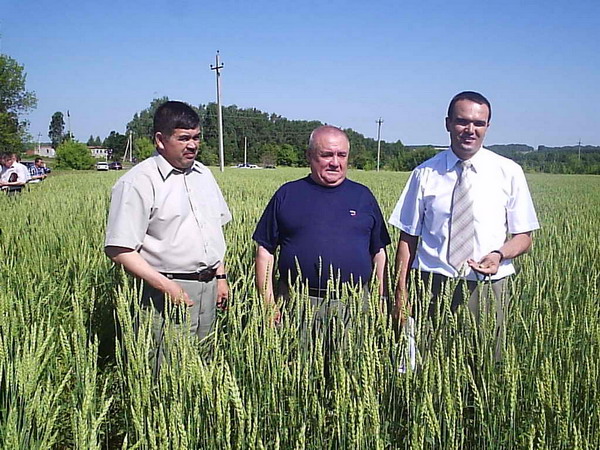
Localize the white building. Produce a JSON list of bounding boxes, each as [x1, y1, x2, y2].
[[89, 146, 109, 159], [25, 144, 55, 158]]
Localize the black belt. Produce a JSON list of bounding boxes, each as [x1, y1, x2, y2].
[[308, 288, 340, 299], [161, 268, 217, 282]]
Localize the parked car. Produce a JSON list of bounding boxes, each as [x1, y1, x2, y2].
[[96, 161, 109, 171], [109, 161, 123, 170]]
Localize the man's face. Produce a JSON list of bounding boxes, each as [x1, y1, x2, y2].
[[445, 99, 490, 160], [35, 160, 44, 167], [2, 156, 15, 168], [308, 132, 349, 187], [155, 127, 201, 170]]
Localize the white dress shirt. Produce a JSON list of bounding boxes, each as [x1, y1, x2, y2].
[[105, 153, 232, 273], [16, 162, 31, 182], [389, 148, 540, 280], [1, 163, 28, 184]]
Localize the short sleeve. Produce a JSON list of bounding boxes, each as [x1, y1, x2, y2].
[[369, 194, 391, 255], [212, 178, 232, 226], [252, 193, 280, 254], [388, 169, 424, 236], [506, 167, 540, 234], [104, 178, 152, 250]]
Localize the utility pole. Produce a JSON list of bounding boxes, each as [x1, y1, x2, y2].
[[124, 130, 133, 163], [244, 136, 248, 166], [376, 118, 384, 172], [37, 132, 42, 154], [67, 110, 71, 139], [211, 51, 225, 172]]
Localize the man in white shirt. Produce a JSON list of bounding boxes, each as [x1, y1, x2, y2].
[[1, 152, 28, 193], [389, 91, 539, 359], [105, 101, 231, 372]]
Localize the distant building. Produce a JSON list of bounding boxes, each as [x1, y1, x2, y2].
[[89, 146, 109, 159], [24, 144, 56, 158]]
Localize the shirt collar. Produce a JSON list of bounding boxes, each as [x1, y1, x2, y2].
[[154, 152, 204, 180], [445, 147, 488, 173]]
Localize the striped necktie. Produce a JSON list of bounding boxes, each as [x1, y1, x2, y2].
[[448, 160, 474, 272]]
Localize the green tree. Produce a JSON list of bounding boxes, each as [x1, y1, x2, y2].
[[103, 131, 127, 160], [277, 144, 299, 166], [0, 54, 37, 152], [49, 112, 65, 149], [199, 147, 219, 166], [134, 136, 155, 161], [126, 96, 169, 140], [56, 140, 95, 169], [86, 135, 95, 146]]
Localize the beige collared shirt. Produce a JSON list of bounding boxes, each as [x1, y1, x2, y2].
[[105, 153, 231, 273]]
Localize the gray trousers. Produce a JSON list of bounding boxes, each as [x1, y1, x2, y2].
[[416, 271, 510, 361], [140, 278, 217, 374]]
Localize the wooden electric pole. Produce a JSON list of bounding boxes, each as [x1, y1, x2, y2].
[[211, 51, 225, 172], [376, 118, 384, 172]]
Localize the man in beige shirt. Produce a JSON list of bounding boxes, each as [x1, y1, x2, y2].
[[105, 101, 231, 370]]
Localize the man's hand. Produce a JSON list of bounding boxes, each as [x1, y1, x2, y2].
[[105, 246, 194, 306], [216, 278, 229, 311], [392, 294, 409, 328], [164, 279, 193, 306], [268, 302, 281, 327], [468, 252, 501, 276]]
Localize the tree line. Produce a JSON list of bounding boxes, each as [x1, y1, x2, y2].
[[488, 144, 600, 175], [45, 98, 600, 174], [123, 97, 412, 170]]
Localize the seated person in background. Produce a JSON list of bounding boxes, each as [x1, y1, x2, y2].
[[1, 152, 28, 194], [28, 157, 48, 183]]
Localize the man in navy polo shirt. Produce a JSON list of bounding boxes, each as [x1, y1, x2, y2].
[[253, 125, 391, 324]]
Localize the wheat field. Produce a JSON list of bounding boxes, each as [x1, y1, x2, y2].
[[0, 168, 599, 449]]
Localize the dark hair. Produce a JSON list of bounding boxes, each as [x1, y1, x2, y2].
[[35, 157, 43, 163], [153, 101, 200, 136], [447, 91, 492, 123]]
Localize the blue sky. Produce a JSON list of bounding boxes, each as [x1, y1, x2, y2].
[[2, 0, 599, 147]]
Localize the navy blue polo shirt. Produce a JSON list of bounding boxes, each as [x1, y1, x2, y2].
[[253, 176, 391, 290]]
